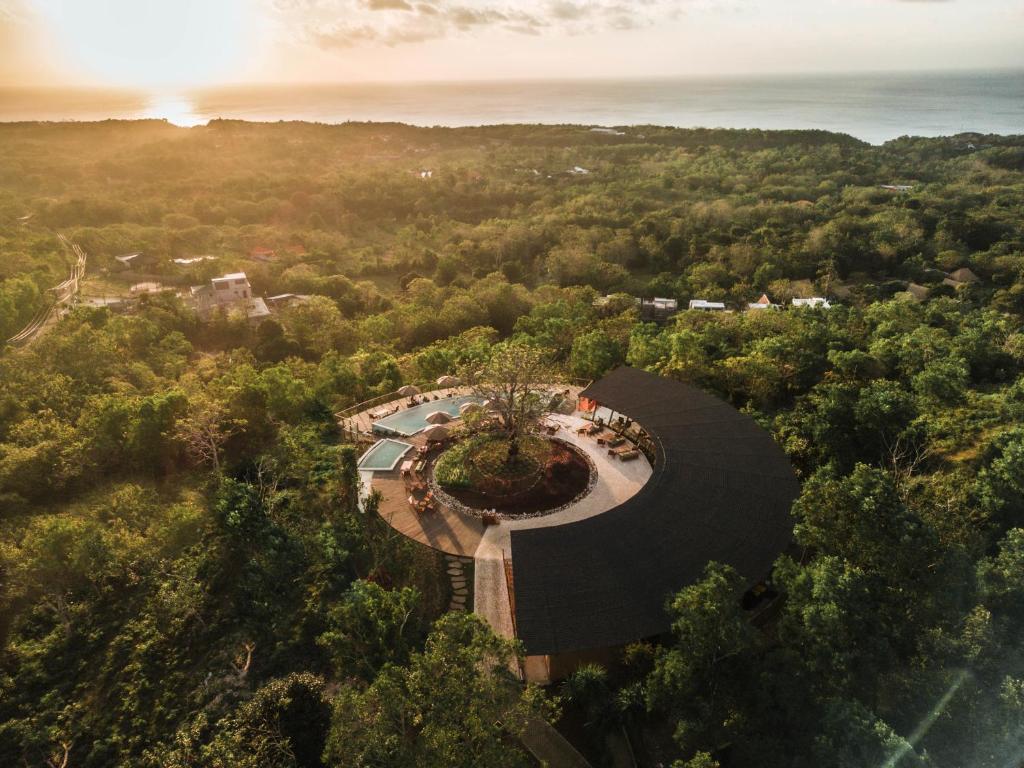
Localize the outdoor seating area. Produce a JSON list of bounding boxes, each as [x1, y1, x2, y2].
[[571, 411, 647, 461]]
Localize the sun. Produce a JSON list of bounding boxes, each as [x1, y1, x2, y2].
[[32, 0, 251, 89]]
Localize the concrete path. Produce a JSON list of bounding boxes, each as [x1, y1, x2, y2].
[[473, 413, 652, 646]]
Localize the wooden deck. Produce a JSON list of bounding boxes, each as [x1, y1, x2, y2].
[[372, 433, 485, 556], [359, 384, 587, 558]]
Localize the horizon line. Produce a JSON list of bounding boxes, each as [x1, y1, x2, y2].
[[2, 64, 1022, 93]]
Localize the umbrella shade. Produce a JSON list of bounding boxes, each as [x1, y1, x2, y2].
[[459, 402, 483, 415], [398, 385, 420, 396], [425, 411, 452, 424], [423, 425, 450, 441], [482, 399, 500, 410], [436, 375, 460, 387]]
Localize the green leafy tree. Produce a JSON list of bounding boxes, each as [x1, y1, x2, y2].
[[323, 612, 552, 768]]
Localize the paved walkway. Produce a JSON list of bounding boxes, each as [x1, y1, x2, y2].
[[358, 399, 653, 654], [473, 413, 652, 644]]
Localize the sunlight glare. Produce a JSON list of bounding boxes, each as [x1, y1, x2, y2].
[[32, 0, 250, 89], [141, 94, 206, 127]]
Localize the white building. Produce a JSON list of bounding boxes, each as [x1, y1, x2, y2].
[[792, 297, 832, 309], [689, 299, 726, 311], [190, 272, 270, 321]]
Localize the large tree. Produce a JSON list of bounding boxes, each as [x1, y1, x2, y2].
[[465, 341, 554, 461], [323, 612, 552, 768]]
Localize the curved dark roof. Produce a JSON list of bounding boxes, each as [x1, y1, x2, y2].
[[510, 367, 799, 655]]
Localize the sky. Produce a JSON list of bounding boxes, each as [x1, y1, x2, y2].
[[0, 0, 1022, 89]]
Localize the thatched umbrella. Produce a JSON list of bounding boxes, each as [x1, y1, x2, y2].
[[436, 375, 460, 387], [397, 385, 420, 396], [425, 410, 452, 424], [459, 401, 483, 415], [423, 425, 450, 442]]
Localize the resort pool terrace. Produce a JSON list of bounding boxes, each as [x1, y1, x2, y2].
[[358, 438, 414, 471], [373, 395, 482, 436]]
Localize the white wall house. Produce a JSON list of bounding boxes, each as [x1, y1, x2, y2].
[[689, 299, 726, 311], [191, 272, 270, 321], [792, 297, 832, 309]]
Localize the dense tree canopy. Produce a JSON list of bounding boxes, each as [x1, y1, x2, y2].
[[2, 121, 1024, 767]]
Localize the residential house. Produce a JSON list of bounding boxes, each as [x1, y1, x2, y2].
[[747, 293, 780, 311], [943, 267, 980, 288], [115, 252, 150, 269], [688, 299, 726, 311], [792, 297, 832, 309], [640, 297, 679, 320], [190, 272, 270, 322]]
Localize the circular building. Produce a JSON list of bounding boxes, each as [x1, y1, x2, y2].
[[511, 367, 798, 680], [354, 368, 798, 682]]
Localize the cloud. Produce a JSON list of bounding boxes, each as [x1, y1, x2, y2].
[[363, 0, 413, 10], [272, 0, 682, 50]]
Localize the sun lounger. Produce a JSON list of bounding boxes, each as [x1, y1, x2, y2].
[[607, 437, 625, 448], [618, 449, 640, 461]]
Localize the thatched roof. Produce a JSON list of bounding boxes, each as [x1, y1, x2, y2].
[[397, 385, 420, 396]]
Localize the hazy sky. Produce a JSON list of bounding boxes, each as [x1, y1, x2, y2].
[[1, 0, 1022, 88]]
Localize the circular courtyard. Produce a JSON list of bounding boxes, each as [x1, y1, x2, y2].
[[431, 431, 594, 518]]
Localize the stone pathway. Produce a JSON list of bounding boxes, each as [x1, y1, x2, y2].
[[444, 554, 474, 612]]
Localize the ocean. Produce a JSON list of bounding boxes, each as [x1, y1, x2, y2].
[[1, 70, 1021, 145]]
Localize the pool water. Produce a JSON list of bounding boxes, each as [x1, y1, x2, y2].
[[358, 438, 414, 470], [373, 395, 482, 436]]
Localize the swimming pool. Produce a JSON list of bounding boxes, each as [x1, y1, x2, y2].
[[358, 438, 414, 471], [373, 395, 483, 436]]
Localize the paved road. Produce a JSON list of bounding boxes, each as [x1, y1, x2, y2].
[[6, 233, 86, 347]]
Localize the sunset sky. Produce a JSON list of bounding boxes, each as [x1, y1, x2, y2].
[[1, 0, 1022, 89]]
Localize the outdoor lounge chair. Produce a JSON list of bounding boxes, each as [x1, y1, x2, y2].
[[618, 449, 640, 461], [606, 436, 626, 448]]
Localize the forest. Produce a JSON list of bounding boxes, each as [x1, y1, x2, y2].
[[1, 119, 1024, 767]]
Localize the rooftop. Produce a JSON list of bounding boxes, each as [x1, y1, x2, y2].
[[511, 367, 798, 655]]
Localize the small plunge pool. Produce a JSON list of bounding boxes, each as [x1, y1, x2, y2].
[[358, 438, 414, 471]]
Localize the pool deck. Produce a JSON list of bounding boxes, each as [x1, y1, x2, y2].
[[345, 387, 474, 439], [352, 384, 655, 668], [369, 431, 486, 557]]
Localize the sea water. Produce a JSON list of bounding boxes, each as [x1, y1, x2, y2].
[[1, 70, 1021, 145]]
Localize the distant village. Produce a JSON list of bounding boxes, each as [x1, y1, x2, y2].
[[79, 246, 311, 322], [80, 241, 984, 327], [594, 265, 981, 322]]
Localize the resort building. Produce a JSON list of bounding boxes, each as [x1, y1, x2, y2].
[[688, 299, 726, 311], [346, 367, 798, 684]]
